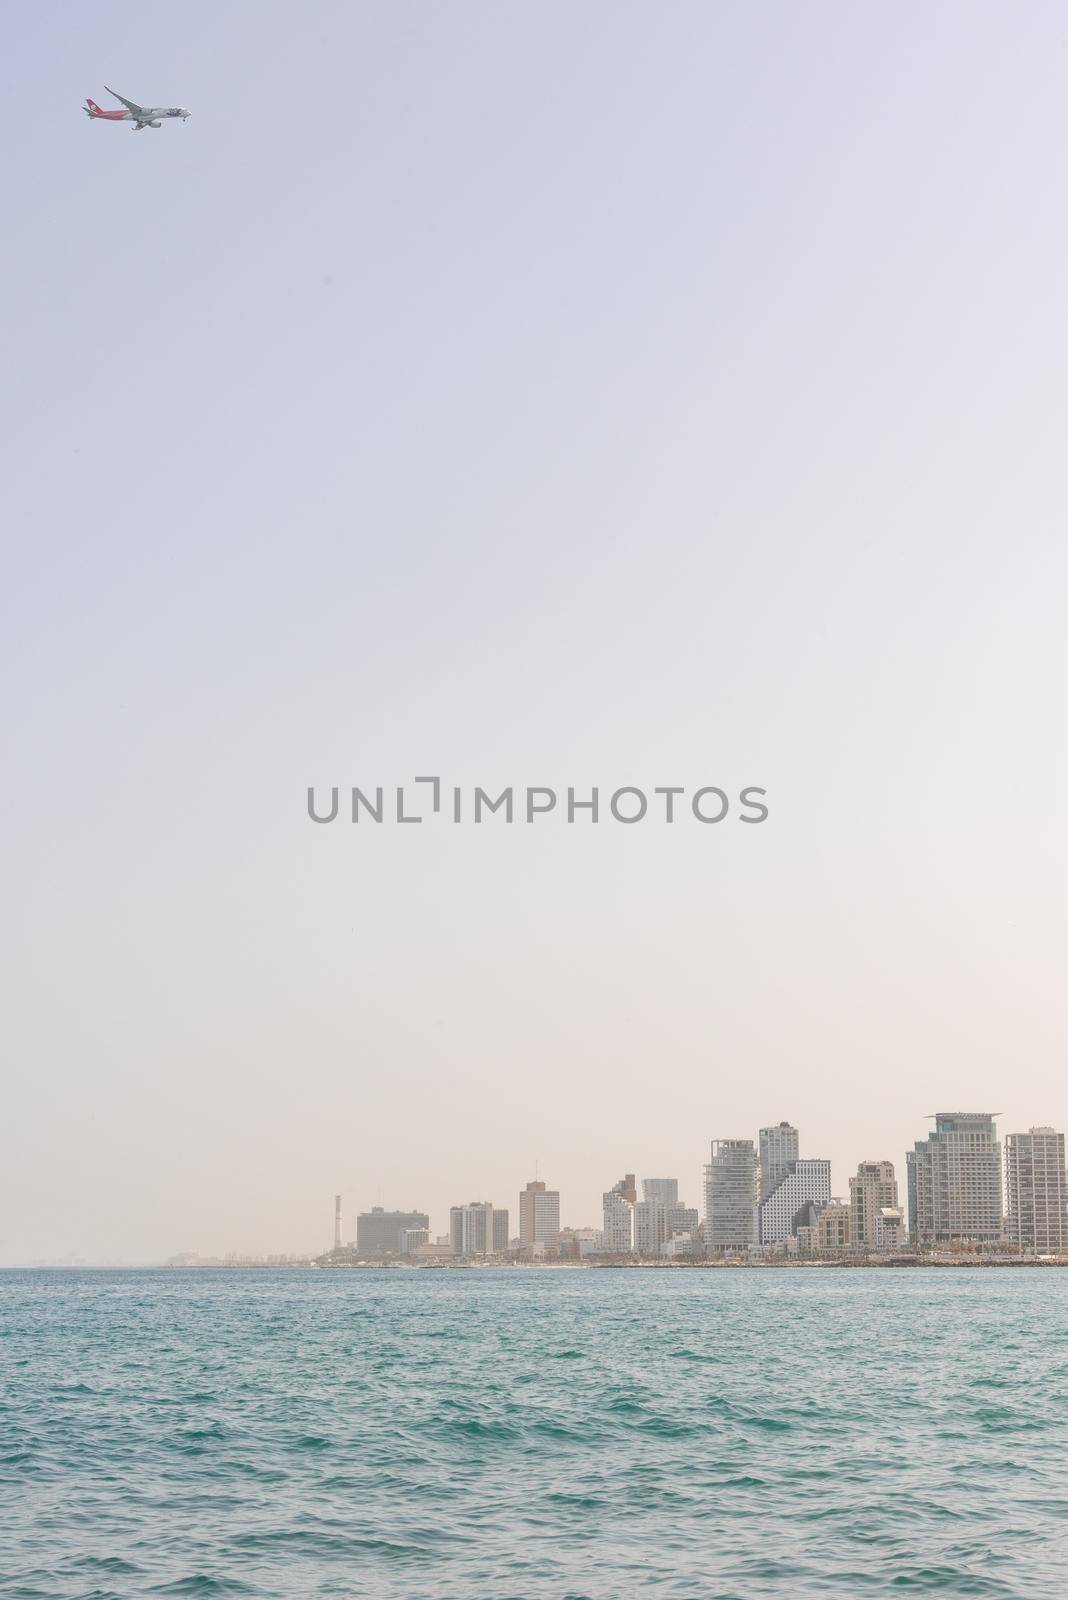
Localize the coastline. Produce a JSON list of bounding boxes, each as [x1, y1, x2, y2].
[[156, 1256, 1068, 1272]]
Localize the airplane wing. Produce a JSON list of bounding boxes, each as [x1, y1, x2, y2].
[[105, 87, 146, 115]]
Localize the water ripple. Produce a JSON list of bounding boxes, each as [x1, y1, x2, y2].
[[0, 1268, 1066, 1597]]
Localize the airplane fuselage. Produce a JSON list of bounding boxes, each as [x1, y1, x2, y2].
[[84, 95, 190, 130]]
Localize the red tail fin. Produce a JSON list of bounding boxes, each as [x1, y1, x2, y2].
[[86, 98, 101, 113]]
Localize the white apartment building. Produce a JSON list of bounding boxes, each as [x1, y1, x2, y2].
[[602, 1178, 636, 1254], [907, 1113, 1002, 1244], [1005, 1128, 1068, 1253], [633, 1199, 665, 1255], [759, 1159, 832, 1245]]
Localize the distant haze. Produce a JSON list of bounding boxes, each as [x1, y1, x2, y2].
[[3, 2, 1067, 1262]]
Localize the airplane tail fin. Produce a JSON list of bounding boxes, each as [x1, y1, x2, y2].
[[85, 98, 102, 117]]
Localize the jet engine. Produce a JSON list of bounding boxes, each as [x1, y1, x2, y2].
[[149, 119, 162, 128]]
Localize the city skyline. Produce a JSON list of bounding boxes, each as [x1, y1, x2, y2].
[[336, 1113, 1064, 1255], [13, 1108, 1066, 1267], [340, 1113, 1062, 1246], [231, 1114, 1068, 1264], [7, 1105, 1068, 1265]]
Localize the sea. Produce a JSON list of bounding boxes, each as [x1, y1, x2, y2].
[[2, 1267, 1067, 1598]]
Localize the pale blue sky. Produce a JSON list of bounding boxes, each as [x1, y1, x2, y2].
[[4, 2, 1067, 1259]]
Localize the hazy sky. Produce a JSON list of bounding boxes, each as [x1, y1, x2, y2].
[[4, 2, 1067, 1261]]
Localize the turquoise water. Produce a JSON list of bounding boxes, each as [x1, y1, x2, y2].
[[2, 1269, 1067, 1598]]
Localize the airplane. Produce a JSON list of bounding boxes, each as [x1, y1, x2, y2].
[[84, 87, 190, 130]]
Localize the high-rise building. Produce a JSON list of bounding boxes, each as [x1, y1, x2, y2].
[[633, 1179, 693, 1255], [666, 1203, 699, 1239], [816, 1200, 851, 1251], [602, 1176, 636, 1253], [356, 1207, 431, 1255], [907, 1113, 1003, 1245], [633, 1199, 665, 1255], [759, 1122, 799, 1201], [519, 1181, 561, 1247], [759, 1159, 832, 1244], [449, 1201, 509, 1258], [642, 1178, 679, 1207], [1005, 1128, 1068, 1253], [704, 1140, 758, 1252], [400, 1228, 430, 1254], [849, 1161, 899, 1248], [450, 1202, 485, 1257]]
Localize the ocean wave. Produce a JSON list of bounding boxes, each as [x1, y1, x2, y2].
[[3, 1268, 1067, 1597]]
